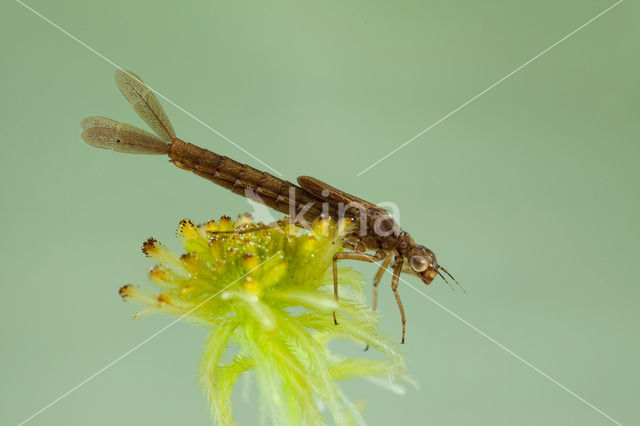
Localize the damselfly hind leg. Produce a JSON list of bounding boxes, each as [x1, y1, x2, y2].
[[207, 219, 290, 235], [332, 251, 382, 325]]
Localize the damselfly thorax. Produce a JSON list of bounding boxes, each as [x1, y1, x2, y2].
[[81, 70, 463, 343]]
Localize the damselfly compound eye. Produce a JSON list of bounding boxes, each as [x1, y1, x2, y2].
[[410, 255, 429, 272]]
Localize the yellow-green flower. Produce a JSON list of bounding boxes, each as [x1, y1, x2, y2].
[[120, 215, 410, 425]]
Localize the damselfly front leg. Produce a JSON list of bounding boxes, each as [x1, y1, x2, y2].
[[391, 259, 407, 344], [363, 254, 393, 351]]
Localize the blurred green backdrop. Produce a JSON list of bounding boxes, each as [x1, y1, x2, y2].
[[1, 0, 638, 425]]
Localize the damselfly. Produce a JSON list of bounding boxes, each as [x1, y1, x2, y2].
[[81, 70, 463, 343]]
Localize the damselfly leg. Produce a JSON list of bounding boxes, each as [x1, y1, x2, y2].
[[332, 251, 385, 325], [206, 219, 290, 235], [391, 260, 407, 344]]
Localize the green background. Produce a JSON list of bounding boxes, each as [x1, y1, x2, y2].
[[1, 0, 638, 424]]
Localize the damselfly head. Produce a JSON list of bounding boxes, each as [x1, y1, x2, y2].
[[408, 245, 439, 285]]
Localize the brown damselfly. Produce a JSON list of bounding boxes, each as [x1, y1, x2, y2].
[[81, 70, 463, 343]]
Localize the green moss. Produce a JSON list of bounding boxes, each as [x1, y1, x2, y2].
[[120, 215, 410, 425]]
